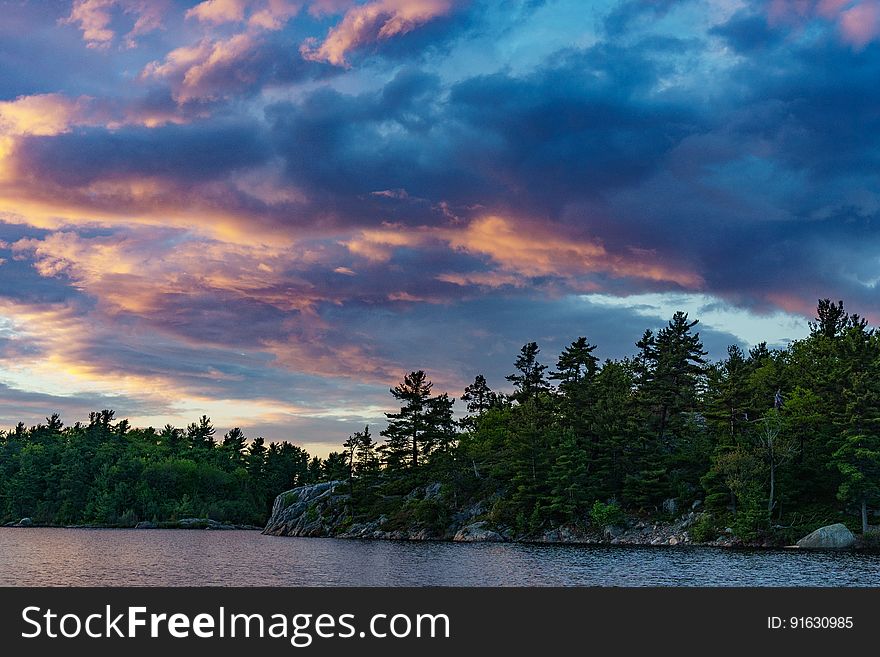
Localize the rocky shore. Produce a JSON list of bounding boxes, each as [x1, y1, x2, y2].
[[261, 480, 748, 547], [2, 517, 262, 530]]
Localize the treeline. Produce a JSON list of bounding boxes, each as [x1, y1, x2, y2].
[[2, 299, 878, 541], [0, 412, 336, 526], [329, 299, 880, 543]]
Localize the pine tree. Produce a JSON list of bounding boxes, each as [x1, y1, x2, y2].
[[187, 415, 216, 450], [506, 342, 549, 404], [462, 374, 498, 415], [832, 333, 880, 532], [381, 370, 434, 470], [551, 336, 599, 434]]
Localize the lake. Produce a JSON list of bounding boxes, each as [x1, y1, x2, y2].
[[1, 528, 878, 586]]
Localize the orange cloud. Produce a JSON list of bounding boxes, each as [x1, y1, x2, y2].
[[0, 94, 96, 181], [10, 229, 315, 316], [301, 0, 454, 66], [0, 94, 86, 137], [344, 215, 703, 289]]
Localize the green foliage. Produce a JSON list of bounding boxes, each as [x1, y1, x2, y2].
[[5, 298, 878, 546], [0, 413, 316, 527], [590, 500, 625, 528], [689, 513, 721, 543], [381, 498, 450, 535]]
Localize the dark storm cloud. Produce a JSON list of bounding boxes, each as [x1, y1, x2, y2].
[[15, 121, 272, 186], [267, 37, 703, 227]]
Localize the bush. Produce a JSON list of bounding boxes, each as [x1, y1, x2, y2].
[[590, 500, 624, 528], [689, 512, 719, 543], [282, 491, 299, 508]]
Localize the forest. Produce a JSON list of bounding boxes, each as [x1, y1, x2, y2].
[[1, 299, 878, 544]]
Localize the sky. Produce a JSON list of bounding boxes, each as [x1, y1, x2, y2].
[[0, 0, 878, 455]]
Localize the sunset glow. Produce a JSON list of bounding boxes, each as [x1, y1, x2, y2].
[[1, 0, 878, 454]]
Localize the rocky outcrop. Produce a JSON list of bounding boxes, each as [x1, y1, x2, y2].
[[3, 517, 35, 527], [796, 523, 855, 549], [261, 483, 742, 548], [263, 481, 349, 537], [453, 521, 505, 542]]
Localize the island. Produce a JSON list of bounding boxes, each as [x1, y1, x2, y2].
[[2, 300, 878, 550]]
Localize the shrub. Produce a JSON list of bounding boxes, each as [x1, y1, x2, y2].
[[590, 500, 624, 528], [689, 513, 718, 543]]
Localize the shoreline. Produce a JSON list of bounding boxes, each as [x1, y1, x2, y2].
[[4, 524, 878, 552]]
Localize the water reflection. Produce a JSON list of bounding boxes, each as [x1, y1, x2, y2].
[[1, 528, 878, 586]]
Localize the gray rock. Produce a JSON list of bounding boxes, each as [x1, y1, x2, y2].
[[691, 500, 703, 510], [424, 482, 442, 500], [453, 521, 504, 542], [662, 498, 678, 515], [603, 525, 624, 540], [451, 501, 486, 526], [134, 521, 157, 529], [541, 525, 591, 543], [796, 523, 856, 549], [263, 481, 348, 537], [16, 517, 33, 527], [176, 518, 235, 530]]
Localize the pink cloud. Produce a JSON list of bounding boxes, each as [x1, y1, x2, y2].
[[766, 0, 880, 47], [63, 0, 168, 49], [186, 0, 249, 24], [839, 1, 880, 47], [301, 0, 454, 66], [142, 33, 261, 102], [249, 0, 303, 29]]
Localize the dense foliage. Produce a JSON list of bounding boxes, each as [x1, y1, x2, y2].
[[2, 299, 878, 543], [0, 412, 321, 526], [331, 299, 880, 543]]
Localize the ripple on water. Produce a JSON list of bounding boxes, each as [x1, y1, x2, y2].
[[1, 528, 879, 586]]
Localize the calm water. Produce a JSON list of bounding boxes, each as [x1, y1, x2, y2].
[[1, 528, 878, 586]]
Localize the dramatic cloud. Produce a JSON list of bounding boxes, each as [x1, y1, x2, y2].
[[0, 0, 878, 450], [301, 0, 455, 65], [0, 93, 87, 137]]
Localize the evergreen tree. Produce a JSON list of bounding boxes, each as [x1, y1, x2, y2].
[[187, 415, 216, 450], [506, 342, 549, 404], [381, 370, 434, 470], [462, 374, 498, 415]]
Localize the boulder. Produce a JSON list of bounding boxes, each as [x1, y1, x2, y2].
[[541, 525, 591, 543], [263, 481, 348, 537], [16, 517, 33, 527], [662, 498, 678, 515], [134, 521, 157, 529], [453, 521, 504, 542], [603, 525, 624, 540], [796, 523, 855, 549], [424, 482, 442, 500]]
